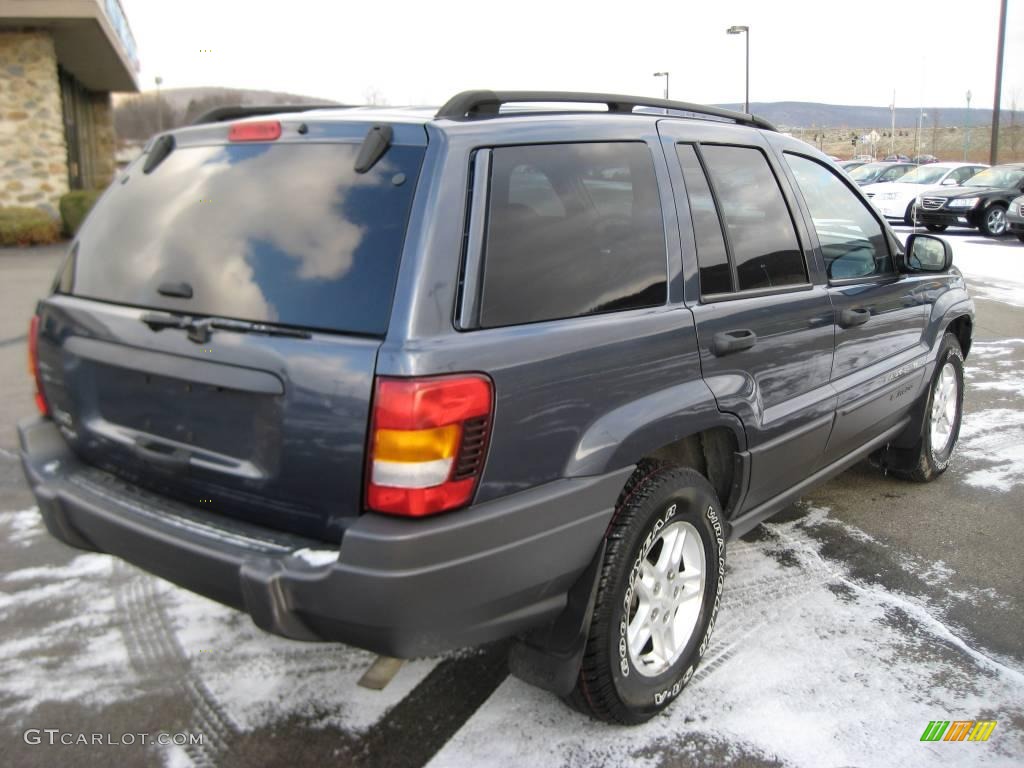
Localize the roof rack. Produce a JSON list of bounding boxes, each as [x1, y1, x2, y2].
[[435, 90, 776, 131], [192, 104, 344, 125]]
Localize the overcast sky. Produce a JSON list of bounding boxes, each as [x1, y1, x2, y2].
[[120, 0, 1023, 111]]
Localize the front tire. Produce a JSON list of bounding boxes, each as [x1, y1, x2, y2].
[[882, 333, 965, 482], [925, 223, 947, 233], [904, 201, 916, 227], [979, 203, 1008, 237], [567, 464, 726, 724]]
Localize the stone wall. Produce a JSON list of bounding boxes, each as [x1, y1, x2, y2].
[[87, 91, 116, 189], [0, 31, 68, 216]]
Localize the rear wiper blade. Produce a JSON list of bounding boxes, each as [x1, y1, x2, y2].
[[140, 312, 311, 342], [205, 318, 312, 340]]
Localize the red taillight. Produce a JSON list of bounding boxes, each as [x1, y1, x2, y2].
[[28, 315, 48, 416], [366, 375, 493, 517], [228, 120, 281, 142]]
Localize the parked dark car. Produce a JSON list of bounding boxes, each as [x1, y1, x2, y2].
[[848, 161, 915, 186], [915, 163, 1024, 236], [912, 154, 939, 165], [1008, 194, 1024, 242], [19, 90, 974, 725]]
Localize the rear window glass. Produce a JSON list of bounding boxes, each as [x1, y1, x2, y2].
[[479, 142, 667, 328], [68, 141, 424, 335]]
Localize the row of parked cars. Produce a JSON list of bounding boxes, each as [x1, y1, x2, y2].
[[839, 159, 1024, 239]]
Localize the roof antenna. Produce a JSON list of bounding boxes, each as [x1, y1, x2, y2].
[[354, 124, 393, 173]]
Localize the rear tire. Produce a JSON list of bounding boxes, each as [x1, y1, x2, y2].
[[979, 203, 1008, 237], [566, 464, 726, 724], [1016, 233, 1024, 243], [903, 202, 916, 227], [925, 224, 947, 232], [880, 333, 964, 482]]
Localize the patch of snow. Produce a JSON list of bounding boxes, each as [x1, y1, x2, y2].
[[428, 504, 1024, 768]]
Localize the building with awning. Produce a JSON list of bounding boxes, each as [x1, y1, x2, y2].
[[1, 0, 140, 214]]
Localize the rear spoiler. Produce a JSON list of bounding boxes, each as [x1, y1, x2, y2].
[[192, 104, 344, 125]]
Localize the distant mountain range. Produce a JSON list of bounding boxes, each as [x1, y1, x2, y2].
[[714, 101, 1022, 130], [114, 88, 1022, 142]]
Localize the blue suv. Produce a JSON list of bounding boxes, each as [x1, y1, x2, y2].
[[20, 91, 974, 723]]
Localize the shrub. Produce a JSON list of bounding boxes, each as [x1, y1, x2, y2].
[[0, 206, 62, 247], [59, 189, 104, 236]]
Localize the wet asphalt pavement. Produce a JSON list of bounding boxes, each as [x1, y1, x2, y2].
[[1, 236, 1022, 768]]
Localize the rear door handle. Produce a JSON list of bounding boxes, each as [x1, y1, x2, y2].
[[712, 329, 757, 356], [839, 308, 871, 328]]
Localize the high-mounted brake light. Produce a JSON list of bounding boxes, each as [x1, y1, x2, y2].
[[228, 120, 281, 142], [28, 315, 48, 416], [367, 375, 493, 517]]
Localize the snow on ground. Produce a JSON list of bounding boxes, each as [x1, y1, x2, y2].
[[893, 226, 1024, 304], [959, 338, 1024, 492], [428, 505, 1024, 768]]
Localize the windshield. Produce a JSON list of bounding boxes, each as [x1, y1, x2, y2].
[[848, 164, 889, 182], [897, 166, 949, 184], [67, 141, 425, 335], [964, 166, 1024, 188]]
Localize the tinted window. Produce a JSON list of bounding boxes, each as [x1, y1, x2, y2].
[[700, 145, 807, 291], [480, 143, 667, 328], [70, 142, 424, 335], [785, 153, 892, 280], [677, 144, 731, 295]]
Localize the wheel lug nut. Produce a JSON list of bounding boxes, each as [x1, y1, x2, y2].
[[651, 608, 658, 620]]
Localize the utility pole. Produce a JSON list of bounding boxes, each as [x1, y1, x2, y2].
[[155, 75, 164, 133], [890, 90, 896, 157], [990, 0, 1007, 165], [653, 72, 669, 100], [964, 90, 972, 161]]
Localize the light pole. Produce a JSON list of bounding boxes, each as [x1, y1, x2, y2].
[[964, 90, 972, 161], [915, 110, 927, 160], [653, 72, 669, 100], [726, 25, 750, 113], [155, 75, 164, 133]]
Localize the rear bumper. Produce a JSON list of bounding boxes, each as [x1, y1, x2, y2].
[[19, 416, 630, 657]]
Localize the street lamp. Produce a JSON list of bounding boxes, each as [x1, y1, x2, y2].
[[915, 110, 927, 160], [963, 90, 972, 161], [726, 25, 750, 113], [653, 71, 670, 100], [155, 75, 164, 133]]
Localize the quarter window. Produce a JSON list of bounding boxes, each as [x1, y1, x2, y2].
[[479, 142, 667, 328], [700, 145, 807, 292], [784, 154, 893, 280]]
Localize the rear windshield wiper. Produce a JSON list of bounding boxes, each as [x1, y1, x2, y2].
[[141, 312, 312, 343]]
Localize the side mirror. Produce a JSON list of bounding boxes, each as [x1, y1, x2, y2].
[[905, 234, 952, 273], [941, 177, 958, 185]]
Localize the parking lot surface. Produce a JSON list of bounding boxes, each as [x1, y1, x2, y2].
[[2, 229, 1022, 767]]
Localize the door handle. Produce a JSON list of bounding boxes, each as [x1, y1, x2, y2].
[[712, 329, 757, 356], [839, 308, 871, 328]]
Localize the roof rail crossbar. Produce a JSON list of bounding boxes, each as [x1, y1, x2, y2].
[[435, 90, 776, 131], [192, 104, 345, 125]]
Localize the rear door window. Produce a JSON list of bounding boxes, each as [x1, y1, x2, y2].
[[68, 141, 425, 336], [479, 142, 667, 328], [699, 145, 807, 292]]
